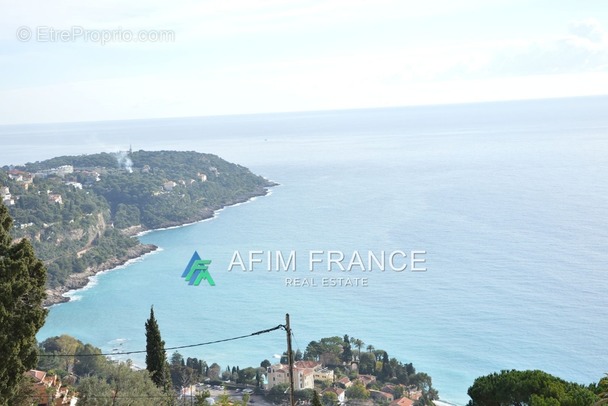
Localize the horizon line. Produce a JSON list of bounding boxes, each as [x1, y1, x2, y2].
[[2, 93, 607, 128]]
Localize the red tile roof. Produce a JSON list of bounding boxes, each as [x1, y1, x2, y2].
[[390, 398, 414, 406]]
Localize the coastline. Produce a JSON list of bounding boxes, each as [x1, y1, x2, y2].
[[43, 184, 276, 307], [434, 400, 462, 406], [43, 243, 158, 307]]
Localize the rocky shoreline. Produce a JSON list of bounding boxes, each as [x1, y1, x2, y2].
[[42, 186, 276, 307], [43, 243, 158, 307]]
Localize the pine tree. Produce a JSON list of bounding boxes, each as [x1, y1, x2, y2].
[[145, 306, 171, 390], [0, 203, 48, 405]]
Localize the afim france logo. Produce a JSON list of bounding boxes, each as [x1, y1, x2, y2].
[[182, 251, 215, 286]]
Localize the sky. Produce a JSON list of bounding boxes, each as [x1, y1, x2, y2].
[[1, 0, 607, 125]]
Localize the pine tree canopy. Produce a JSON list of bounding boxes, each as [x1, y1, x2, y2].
[[0, 203, 48, 405]]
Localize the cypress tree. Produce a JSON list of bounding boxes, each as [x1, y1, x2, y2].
[[341, 334, 352, 363], [145, 306, 171, 390], [0, 203, 48, 405], [380, 351, 392, 381]]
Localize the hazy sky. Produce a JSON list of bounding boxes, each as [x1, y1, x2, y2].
[[1, 0, 607, 124]]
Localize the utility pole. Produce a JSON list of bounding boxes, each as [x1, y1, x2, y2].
[[285, 313, 296, 406]]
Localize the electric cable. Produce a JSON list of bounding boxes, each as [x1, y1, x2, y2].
[[38, 323, 286, 357]]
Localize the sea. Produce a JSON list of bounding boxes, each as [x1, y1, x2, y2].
[[1, 96, 607, 405]]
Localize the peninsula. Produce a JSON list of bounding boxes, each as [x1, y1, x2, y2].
[[0, 150, 276, 306]]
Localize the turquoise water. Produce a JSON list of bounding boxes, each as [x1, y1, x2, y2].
[[2, 97, 607, 404]]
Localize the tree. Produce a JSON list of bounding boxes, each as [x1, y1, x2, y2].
[[345, 382, 370, 400], [280, 351, 289, 365], [373, 349, 385, 361], [379, 351, 392, 381], [322, 391, 339, 406], [267, 383, 290, 403], [186, 357, 206, 377], [467, 369, 598, 406], [74, 343, 106, 377], [304, 341, 322, 361], [0, 203, 48, 405], [217, 392, 232, 406], [358, 352, 376, 375], [145, 306, 171, 390], [55, 334, 82, 372], [312, 390, 323, 406], [296, 389, 316, 402], [410, 372, 433, 394], [78, 361, 173, 406], [5, 376, 37, 406], [596, 374, 608, 405], [171, 351, 185, 367], [195, 389, 211, 406], [342, 335, 353, 363], [304, 337, 343, 364], [350, 338, 365, 359], [208, 363, 221, 380], [416, 384, 439, 405]]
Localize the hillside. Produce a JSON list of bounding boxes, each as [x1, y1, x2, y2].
[[0, 150, 275, 305]]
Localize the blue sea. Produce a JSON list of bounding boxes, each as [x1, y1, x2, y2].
[[1, 96, 607, 405]]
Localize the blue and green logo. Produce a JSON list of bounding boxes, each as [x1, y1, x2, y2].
[[182, 251, 215, 286]]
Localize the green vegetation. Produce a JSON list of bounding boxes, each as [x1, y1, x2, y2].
[[303, 335, 438, 404], [169, 351, 208, 390], [78, 361, 173, 406], [467, 369, 603, 405], [8, 180, 606, 405], [146, 306, 172, 391], [39, 335, 172, 406], [345, 382, 369, 400], [341, 335, 353, 363], [596, 375, 608, 405], [322, 390, 339, 406], [36, 332, 262, 405], [34, 329, 608, 405], [1, 150, 274, 299], [0, 203, 47, 406]]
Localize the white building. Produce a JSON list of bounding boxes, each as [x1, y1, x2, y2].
[[163, 181, 177, 191], [65, 181, 83, 189], [1, 186, 14, 206], [35, 165, 74, 178], [55, 165, 74, 176], [264, 361, 328, 391]]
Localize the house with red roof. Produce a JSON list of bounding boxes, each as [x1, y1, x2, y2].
[[27, 369, 78, 405], [390, 397, 414, 406]]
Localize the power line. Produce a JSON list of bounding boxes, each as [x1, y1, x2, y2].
[[291, 330, 304, 354], [39, 324, 286, 357]]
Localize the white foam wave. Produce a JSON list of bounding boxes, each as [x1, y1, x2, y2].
[[64, 293, 82, 301], [136, 189, 275, 236], [58, 247, 162, 303]]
